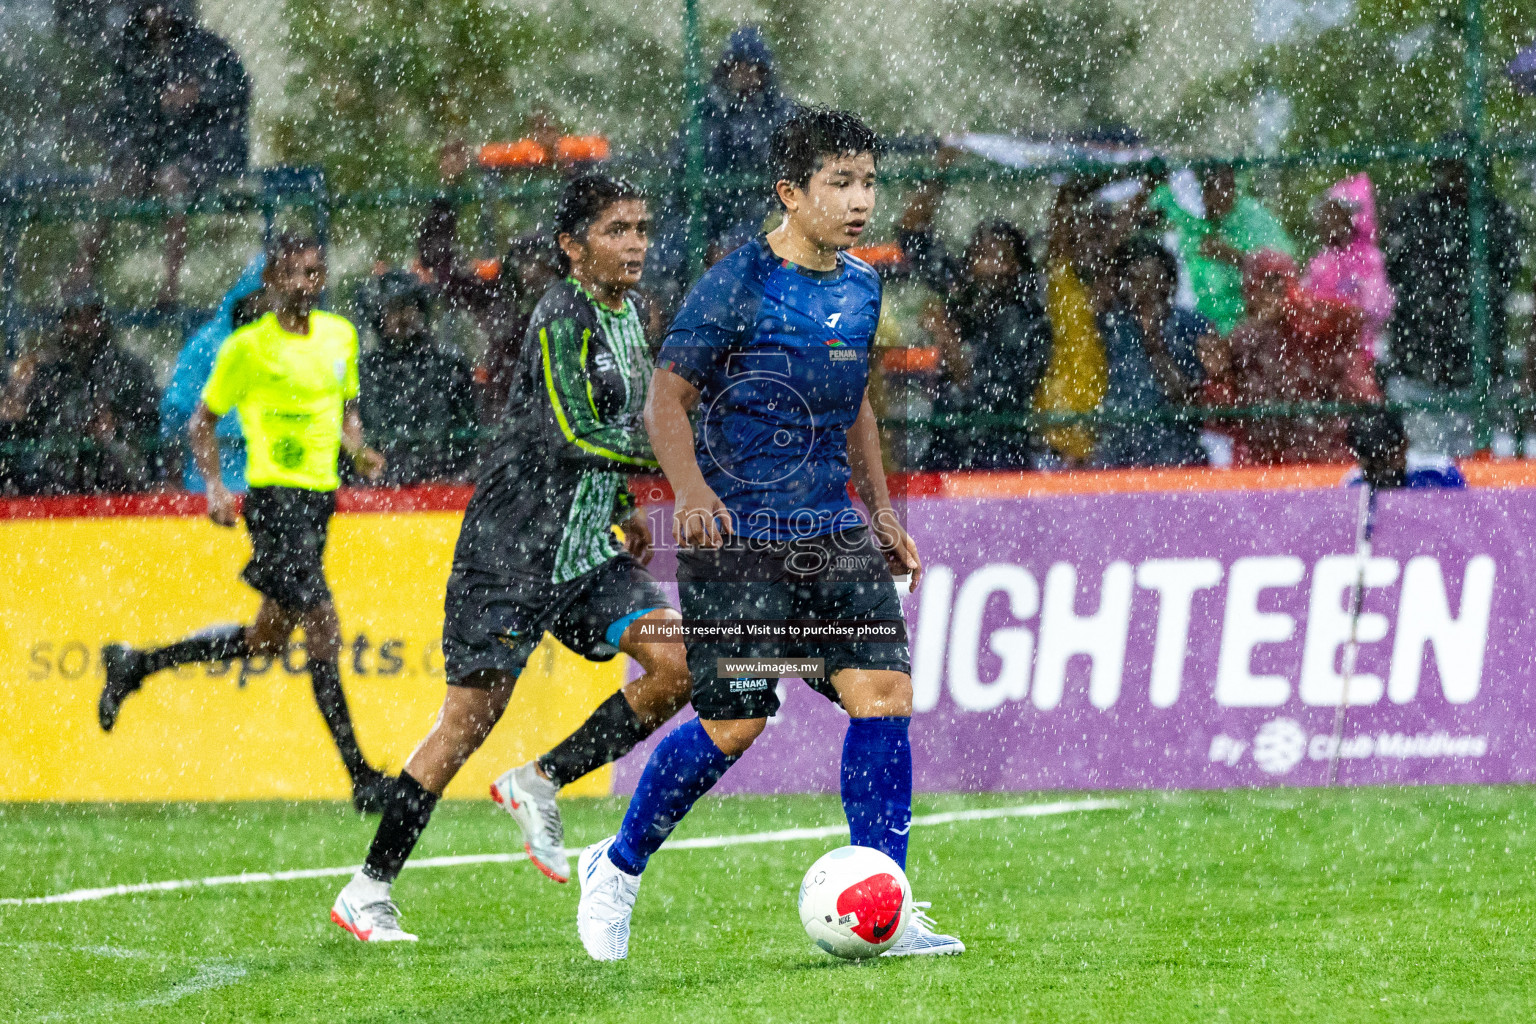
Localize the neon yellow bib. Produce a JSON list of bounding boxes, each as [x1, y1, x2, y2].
[[202, 311, 359, 490]]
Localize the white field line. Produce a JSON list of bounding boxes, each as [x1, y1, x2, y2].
[[39, 961, 248, 1022], [0, 943, 250, 1020], [0, 797, 1119, 907]]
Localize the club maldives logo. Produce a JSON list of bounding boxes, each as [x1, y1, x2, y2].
[[1252, 718, 1308, 775], [1221, 718, 1491, 776]]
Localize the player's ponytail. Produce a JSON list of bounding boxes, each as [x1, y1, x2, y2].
[[552, 174, 647, 274]]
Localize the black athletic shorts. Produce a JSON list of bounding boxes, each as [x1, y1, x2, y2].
[[678, 525, 911, 721], [442, 553, 672, 688], [241, 486, 336, 613]]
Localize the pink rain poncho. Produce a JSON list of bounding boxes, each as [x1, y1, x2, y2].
[[1300, 173, 1396, 361]]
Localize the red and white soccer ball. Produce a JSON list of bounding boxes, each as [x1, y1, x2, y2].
[[798, 846, 913, 959]]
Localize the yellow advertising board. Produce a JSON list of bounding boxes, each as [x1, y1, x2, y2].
[[0, 505, 623, 801]]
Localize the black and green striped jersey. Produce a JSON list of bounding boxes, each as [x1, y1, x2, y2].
[[453, 278, 657, 586]]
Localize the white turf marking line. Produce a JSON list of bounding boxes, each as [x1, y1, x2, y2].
[[0, 797, 1119, 908], [0, 943, 249, 1020], [666, 797, 1121, 851], [39, 961, 248, 1022]]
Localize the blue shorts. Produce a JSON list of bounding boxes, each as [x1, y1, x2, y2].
[[677, 526, 910, 720]]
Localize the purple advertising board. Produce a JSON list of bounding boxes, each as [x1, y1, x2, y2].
[[613, 487, 1536, 794]]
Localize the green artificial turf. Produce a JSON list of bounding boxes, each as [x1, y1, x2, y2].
[[2, 787, 1534, 1023]]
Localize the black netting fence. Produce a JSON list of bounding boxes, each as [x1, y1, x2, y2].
[[3, 0, 1536, 493]]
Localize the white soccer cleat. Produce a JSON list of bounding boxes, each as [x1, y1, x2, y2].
[[490, 762, 570, 883], [330, 886, 418, 943], [881, 901, 965, 957], [576, 836, 641, 961]]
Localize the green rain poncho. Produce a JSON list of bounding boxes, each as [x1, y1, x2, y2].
[[1151, 184, 1297, 334]]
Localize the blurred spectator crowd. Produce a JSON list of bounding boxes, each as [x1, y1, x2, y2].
[[3, 15, 1530, 495], [882, 150, 1524, 474]]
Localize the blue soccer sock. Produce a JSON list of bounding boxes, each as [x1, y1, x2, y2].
[[608, 717, 739, 876], [841, 716, 913, 869]]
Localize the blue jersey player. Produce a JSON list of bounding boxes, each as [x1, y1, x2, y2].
[[575, 108, 963, 960]]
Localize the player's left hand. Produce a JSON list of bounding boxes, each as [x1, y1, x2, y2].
[[871, 510, 922, 589], [621, 511, 654, 566], [352, 446, 387, 481]]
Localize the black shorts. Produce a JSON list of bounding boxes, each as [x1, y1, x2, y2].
[[442, 554, 672, 688], [678, 526, 911, 720], [241, 486, 335, 613]]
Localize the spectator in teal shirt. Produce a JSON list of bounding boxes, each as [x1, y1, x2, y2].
[[159, 254, 262, 491]]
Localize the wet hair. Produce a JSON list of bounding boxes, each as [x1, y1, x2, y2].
[[1349, 408, 1408, 463], [123, 0, 188, 49], [552, 174, 646, 273], [770, 107, 882, 205], [969, 220, 1032, 269], [961, 220, 1038, 309], [370, 269, 432, 338], [1199, 162, 1237, 186], [265, 231, 322, 269], [230, 290, 266, 330], [60, 282, 106, 316], [1349, 408, 1410, 489], [504, 233, 561, 274], [1111, 236, 1179, 292]]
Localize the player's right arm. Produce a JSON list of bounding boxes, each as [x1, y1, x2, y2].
[[188, 403, 236, 526], [195, 329, 249, 527], [646, 260, 758, 549], [644, 367, 730, 548]]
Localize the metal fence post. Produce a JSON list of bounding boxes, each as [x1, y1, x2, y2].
[[313, 168, 332, 311], [313, 170, 331, 255], [0, 184, 18, 361], [682, 0, 707, 283], [1463, 0, 1494, 450]]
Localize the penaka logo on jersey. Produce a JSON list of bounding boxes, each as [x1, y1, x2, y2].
[[904, 554, 1496, 715]]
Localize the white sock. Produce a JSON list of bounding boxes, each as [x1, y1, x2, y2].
[[343, 870, 391, 904]]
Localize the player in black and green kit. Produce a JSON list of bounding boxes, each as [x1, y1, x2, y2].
[[329, 175, 692, 942], [98, 233, 394, 812]]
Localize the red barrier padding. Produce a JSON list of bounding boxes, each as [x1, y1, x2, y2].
[[2, 462, 1531, 520], [554, 135, 610, 163], [879, 347, 941, 375], [479, 139, 549, 168], [847, 243, 905, 269]]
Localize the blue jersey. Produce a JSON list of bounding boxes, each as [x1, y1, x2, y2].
[[1344, 462, 1467, 490], [1404, 465, 1467, 489], [658, 236, 881, 541]]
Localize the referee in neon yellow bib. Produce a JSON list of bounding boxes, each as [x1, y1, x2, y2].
[[99, 233, 394, 813]]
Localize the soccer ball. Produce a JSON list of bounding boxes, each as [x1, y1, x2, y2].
[[798, 846, 912, 959]]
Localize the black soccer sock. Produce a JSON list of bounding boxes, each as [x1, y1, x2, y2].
[[308, 657, 371, 780], [141, 624, 250, 675], [537, 690, 654, 788], [362, 772, 438, 884]]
